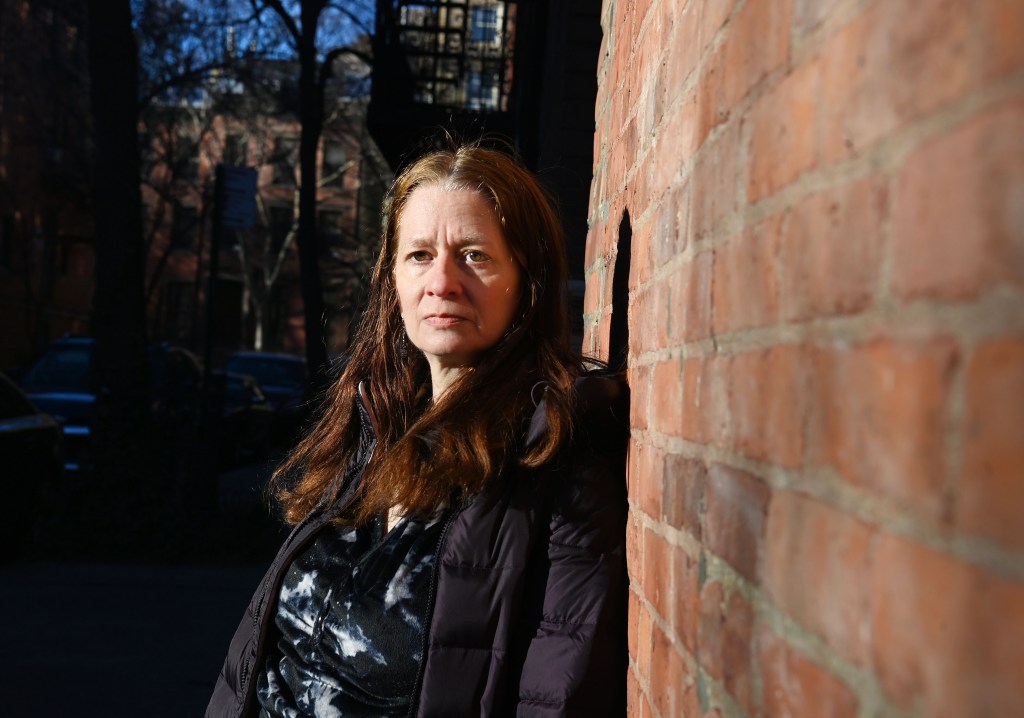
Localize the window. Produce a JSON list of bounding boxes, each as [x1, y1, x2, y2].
[[322, 142, 348, 188], [272, 138, 297, 185], [224, 133, 246, 165], [469, 6, 501, 44], [466, 71, 500, 111]]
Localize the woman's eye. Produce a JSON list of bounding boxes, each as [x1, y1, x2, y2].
[[409, 251, 431, 262], [465, 250, 487, 263]]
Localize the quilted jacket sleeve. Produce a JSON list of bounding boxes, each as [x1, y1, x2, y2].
[[515, 375, 629, 717]]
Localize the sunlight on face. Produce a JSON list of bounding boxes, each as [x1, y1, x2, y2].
[[394, 185, 521, 379]]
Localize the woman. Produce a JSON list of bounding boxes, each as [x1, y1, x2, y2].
[[207, 143, 628, 717]]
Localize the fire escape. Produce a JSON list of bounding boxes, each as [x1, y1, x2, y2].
[[368, 0, 523, 169]]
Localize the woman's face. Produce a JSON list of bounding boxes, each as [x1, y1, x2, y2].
[[394, 184, 521, 375]]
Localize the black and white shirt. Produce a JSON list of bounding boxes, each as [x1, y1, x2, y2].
[[257, 511, 446, 717]]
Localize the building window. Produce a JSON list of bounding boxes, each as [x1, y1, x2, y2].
[[224, 133, 246, 165], [469, 6, 501, 44], [272, 137, 297, 185], [466, 70, 500, 111], [322, 142, 348, 188]]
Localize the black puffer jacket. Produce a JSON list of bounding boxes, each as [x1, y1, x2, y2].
[[206, 374, 629, 717]]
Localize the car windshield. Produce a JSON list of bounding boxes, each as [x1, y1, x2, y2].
[[225, 356, 305, 388], [22, 346, 93, 393]]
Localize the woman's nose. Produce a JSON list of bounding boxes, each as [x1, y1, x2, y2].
[[425, 255, 462, 297]]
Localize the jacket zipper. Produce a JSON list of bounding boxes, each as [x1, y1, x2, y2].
[[406, 494, 465, 718], [238, 384, 380, 710]]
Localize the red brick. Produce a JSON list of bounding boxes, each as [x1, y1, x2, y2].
[[698, 582, 757, 714], [626, 511, 643, 586], [819, 0, 972, 163], [652, 357, 684, 435], [712, 218, 781, 334], [628, 588, 641, 659], [891, 100, 1024, 301], [730, 345, 808, 468], [666, 5, 701, 96], [793, 0, 844, 32], [705, 463, 770, 583], [977, 0, 1024, 79], [759, 628, 859, 718], [680, 352, 732, 448], [636, 597, 654, 689], [595, 311, 612, 361], [667, 251, 715, 345], [585, 216, 607, 272], [698, 0, 736, 55], [650, 623, 686, 718], [650, 179, 688, 269], [582, 271, 605, 318], [779, 178, 887, 322], [704, 352, 737, 448], [721, 0, 792, 111], [644, 527, 673, 624], [872, 533, 1024, 717], [696, 41, 729, 144], [626, 668, 643, 718], [691, 121, 740, 240], [627, 218, 651, 289], [662, 454, 707, 538], [811, 340, 958, 520], [765, 490, 875, 666], [673, 542, 702, 655], [748, 58, 820, 202], [631, 287, 656, 354], [628, 362, 649, 433], [957, 337, 1024, 548], [636, 442, 664, 521]]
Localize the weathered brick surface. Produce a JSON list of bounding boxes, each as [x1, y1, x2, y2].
[[765, 490, 875, 667], [589, 0, 1024, 715], [872, 533, 1024, 717], [759, 627, 860, 718], [958, 337, 1024, 548], [891, 100, 1024, 301]]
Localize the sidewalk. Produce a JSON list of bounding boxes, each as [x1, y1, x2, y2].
[[0, 561, 268, 716], [0, 457, 283, 716]]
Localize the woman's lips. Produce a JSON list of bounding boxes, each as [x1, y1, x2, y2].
[[425, 314, 467, 327]]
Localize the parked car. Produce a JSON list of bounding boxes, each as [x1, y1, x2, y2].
[[224, 351, 308, 446], [18, 336, 202, 474], [0, 370, 62, 556], [207, 370, 274, 467], [224, 351, 306, 410]]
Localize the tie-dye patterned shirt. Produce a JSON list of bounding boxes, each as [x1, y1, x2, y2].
[[256, 511, 446, 717]]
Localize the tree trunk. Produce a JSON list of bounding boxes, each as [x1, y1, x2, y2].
[[295, 1, 330, 389]]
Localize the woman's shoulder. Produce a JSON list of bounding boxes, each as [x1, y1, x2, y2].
[[524, 368, 628, 450], [572, 369, 628, 421]]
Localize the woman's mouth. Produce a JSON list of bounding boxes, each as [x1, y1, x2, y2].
[[425, 314, 467, 327]]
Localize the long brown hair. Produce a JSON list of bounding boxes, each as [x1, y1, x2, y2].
[[272, 141, 588, 525]]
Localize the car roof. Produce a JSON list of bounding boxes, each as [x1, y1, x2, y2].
[[228, 351, 305, 364]]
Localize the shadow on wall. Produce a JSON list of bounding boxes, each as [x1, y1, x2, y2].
[[610, 210, 632, 373]]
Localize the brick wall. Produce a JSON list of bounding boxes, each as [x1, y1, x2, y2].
[[584, 1, 1024, 716]]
